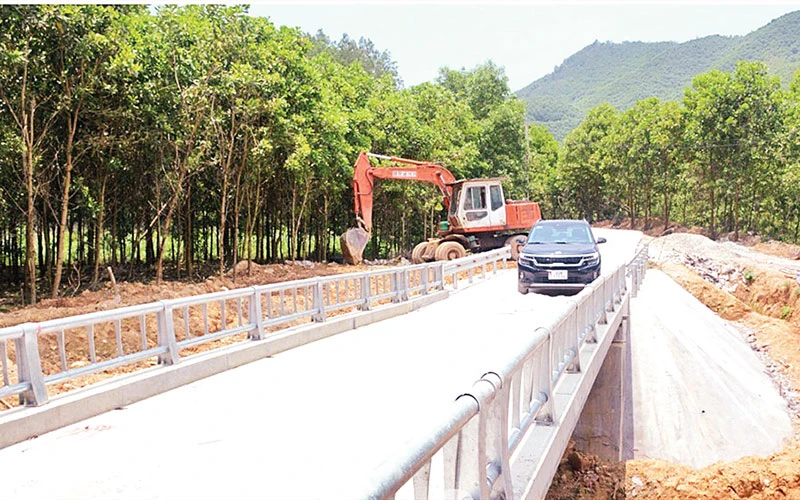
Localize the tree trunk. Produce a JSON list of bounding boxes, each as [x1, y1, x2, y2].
[[52, 119, 77, 298], [24, 135, 37, 305], [218, 173, 229, 277], [184, 183, 193, 278], [290, 181, 312, 261], [733, 183, 741, 242], [92, 175, 107, 284]]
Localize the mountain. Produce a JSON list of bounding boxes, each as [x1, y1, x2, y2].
[[516, 10, 800, 141]]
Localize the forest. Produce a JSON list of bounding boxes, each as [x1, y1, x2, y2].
[[1, 5, 799, 305]]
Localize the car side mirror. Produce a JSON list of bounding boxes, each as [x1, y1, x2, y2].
[[596, 237, 607, 244]]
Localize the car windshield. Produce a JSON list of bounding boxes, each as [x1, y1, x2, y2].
[[527, 223, 593, 244]]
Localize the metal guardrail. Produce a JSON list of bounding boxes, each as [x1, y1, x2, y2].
[[0, 247, 510, 407], [358, 245, 649, 500]]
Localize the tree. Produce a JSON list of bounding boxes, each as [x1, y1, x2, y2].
[[526, 123, 562, 217], [48, 5, 119, 298], [438, 61, 509, 120], [611, 97, 684, 230], [683, 62, 784, 239], [0, 6, 61, 303], [683, 69, 733, 237], [560, 103, 618, 222], [126, 6, 224, 283], [310, 31, 400, 86]]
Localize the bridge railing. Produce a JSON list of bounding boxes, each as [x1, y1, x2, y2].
[[0, 247, 511, 408], [442, 248, 509, 290], [357, 245, 648, 500]]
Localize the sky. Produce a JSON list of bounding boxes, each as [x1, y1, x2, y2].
[[249, 1, 800, 92]]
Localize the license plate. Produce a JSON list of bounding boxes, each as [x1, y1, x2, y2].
[[548, 270, 568, 280]]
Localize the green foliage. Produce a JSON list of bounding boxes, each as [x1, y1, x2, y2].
[[525, 124, 562, 218], [6, 4, 800, 299], [744, 269, 756, 284], [559, 103, 618, 222], [310, 31, 400, 86], [0, 5, 532, 293], [438, 61, 510, 120]]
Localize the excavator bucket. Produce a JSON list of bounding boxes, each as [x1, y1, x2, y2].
[[341, 227, 370, 265]]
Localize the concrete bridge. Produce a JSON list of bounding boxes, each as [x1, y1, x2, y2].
[[0, 229, 680, 498]]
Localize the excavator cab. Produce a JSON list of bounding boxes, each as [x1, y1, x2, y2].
[[447, 179, 508, 232]]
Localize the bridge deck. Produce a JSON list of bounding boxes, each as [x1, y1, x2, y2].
[[0, 229, 642, 499]]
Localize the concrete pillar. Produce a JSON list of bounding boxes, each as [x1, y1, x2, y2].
[[572, 303, 630, 461]]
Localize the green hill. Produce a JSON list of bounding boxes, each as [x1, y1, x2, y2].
[[516, 10, 800, 141]]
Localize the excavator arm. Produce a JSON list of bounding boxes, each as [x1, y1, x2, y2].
[[342, 152, 458, 264], [352, 152, 456, 232]]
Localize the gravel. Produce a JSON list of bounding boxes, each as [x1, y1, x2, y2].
[[649, 233, 800, 277]]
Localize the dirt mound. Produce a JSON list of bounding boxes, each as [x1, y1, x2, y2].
[[656, 261, 752, 321], [626, 442, 800, 499], [648, 233, 743, 265], [546, 441, 625, 499]]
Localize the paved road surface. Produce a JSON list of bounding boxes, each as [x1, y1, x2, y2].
[[627, 269, 793, 468]]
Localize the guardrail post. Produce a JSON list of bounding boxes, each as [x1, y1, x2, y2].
[[312, 281, 326, 322], [391, 270, 406, 303], [447, 396, 483, 498], [249, 287, 265, 340], [536, 327, 555, 425], [157, 302, 180, 365], [420, 267, 429, 295], [566, 302, 581, 374], [16, 323, 48, 406], [360, 275, 372, 311], [412, 461, 432, 499], [401, 269, 410, 301], [481, 372, 513, 499], [585, 295, 598, 343]]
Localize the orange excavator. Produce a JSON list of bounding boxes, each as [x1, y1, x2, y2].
[[341, 152, 542, 265]]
